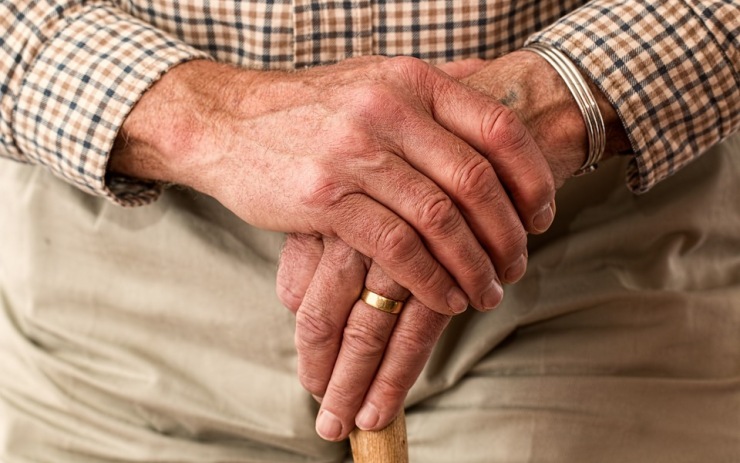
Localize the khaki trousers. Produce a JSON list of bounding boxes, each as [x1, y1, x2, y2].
[[1, 135, 739, 462]]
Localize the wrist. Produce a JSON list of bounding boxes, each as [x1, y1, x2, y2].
[[463, 50, 630, 187], [109, 59, 258, 195]]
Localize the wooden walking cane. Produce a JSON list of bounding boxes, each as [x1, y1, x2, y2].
[[349, 410, 408, 463]]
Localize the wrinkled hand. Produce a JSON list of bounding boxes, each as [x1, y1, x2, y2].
[[278, 234, 452, 442], [112, 56, 556, 315], [277, 50, 632, 441]]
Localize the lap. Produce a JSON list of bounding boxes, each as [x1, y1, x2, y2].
[[0, 164, 346, 462], [1, 136, 739, 461]]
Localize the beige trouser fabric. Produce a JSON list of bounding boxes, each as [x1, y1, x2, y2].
[[1, 135, 739, 462]]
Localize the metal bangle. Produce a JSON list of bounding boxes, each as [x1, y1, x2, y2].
[[522, 43, 606, 176]]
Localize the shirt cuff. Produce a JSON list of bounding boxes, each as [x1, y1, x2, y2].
[[12, 4, 210, 206], [526, 0, 740, 193]]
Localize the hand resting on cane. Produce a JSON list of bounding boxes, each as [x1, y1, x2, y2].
[[277, 50, 632, 442]]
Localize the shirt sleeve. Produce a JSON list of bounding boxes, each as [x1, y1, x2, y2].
[[526, 0, 740, 193], [0, 1, 210, 206]]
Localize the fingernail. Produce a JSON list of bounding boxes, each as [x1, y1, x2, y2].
[[312, 394, 323, 404], [533, 202, 555, 233], [356, 403, 379, 430], [504, 253, 527, 283], [316, 410, 343, 441], [447, 287, 469, 314], [481, 280, 504, 310]]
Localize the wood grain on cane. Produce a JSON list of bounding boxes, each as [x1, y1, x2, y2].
[[349, 411, 408, 463]]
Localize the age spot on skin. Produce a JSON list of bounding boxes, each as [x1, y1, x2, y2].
[[498, 89, 518, 107]]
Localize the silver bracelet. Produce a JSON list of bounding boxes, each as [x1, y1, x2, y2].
[[522, 43, 606, 176]]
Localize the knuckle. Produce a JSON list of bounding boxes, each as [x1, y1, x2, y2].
[[417, 194, 460, 237], [341, 319, 389, 361], [373, 371, 413, 398], [294, 309, 340, 353], [385, 55, 426, 76], [365, 272, 410, 303], [412, 263, 449, 300], [375, 220, 418, 264], [302, 184, 370, 233], [481, 105, 530, 152], [301, 162, 351, 211], [374, 221, 447, 298], [395, 307, 449, 352], [454, 156, 499, 201], [384, 56, 442, 102], [391, 325, 438, 357], [476, 172, 508, 209]]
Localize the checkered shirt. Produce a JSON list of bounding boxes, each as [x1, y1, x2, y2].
[[1, 0, 738, 205]]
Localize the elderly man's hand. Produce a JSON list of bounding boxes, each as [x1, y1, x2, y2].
[[111, 56, 556, 315], [279, 234, 452, 442], [277, 51, 631, 441]]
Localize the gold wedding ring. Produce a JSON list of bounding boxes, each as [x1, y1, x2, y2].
[[360, 288, 405, 314]]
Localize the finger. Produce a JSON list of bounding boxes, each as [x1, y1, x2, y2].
[[315, 263, 408, 441], [294, 238, 369, 398], [436, 58, 488, 80], [350, 154, 502, 311], [364, 99, 525, 292], [331, 193, 470, 316], [356, 297, 451, 431], [392, 114, 529, 288], [428, 70, 557, 236], [367, 59, 530, 288], [276, 233, 324, 313]]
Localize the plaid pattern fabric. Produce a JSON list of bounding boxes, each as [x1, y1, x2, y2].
[[1, 0, 738, 205], [1, 1, 209, 204], [528, 0, 740, 194]]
